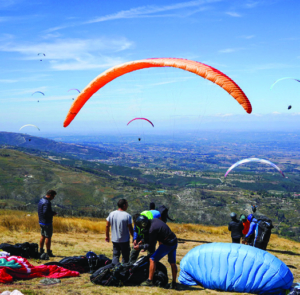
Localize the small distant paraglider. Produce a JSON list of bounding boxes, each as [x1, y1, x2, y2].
[[68, 89, 81, 93], [28, 139, 31, 142], [32, 91, 45, 96], [138, 138, 141, 141], [270, 77, 300, 89], [38, 53, 45, 61], [224, 158, 285, 178], [68, 89, 80, 101], [288, 105, 292, 110], [127, 118, 154, 127], [19, 124, 40, 132]]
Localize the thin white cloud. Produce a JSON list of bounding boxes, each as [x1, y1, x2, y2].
[[214, 113, 233, 117], [0, 79, 18, 83], [226, 11, 242, 17], [0, 0, 21, 8], [240, 35, 255, 39], [50, 56, 126, 71], [46, 0, 221, 32], [244, 1, 260, 8], [0, 37, 133, 71], [0, 37, 133, 59], [86, 0, 220, 23], [247, 63, 299, 71], [219, 48, 244, 53]]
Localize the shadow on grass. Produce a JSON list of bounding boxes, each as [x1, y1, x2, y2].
[[178, 238, 211, 244], [176, 283, 204, 291], [268, 249, 300, 256]]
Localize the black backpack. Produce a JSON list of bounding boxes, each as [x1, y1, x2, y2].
[[158, 205, 174, 223], [90, 256, 168, 287], [256, 217, 274, 243], [0, 242, 39, 258]]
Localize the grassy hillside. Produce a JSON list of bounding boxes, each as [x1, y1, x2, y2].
[[0, 210, 299, 294], [0, 148, 299, 244]]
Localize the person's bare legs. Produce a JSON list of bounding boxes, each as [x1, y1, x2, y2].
[[45, 237, 51, 251], [40, 235, 45, 250], [170, 263, 177, 282], [149, 259, 156, 280]]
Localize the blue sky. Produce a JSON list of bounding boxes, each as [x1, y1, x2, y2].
[[0, 0, 300, 136]]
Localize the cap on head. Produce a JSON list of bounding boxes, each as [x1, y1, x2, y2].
[[247, 214, 253, 222], [230, 212, 237, 218]]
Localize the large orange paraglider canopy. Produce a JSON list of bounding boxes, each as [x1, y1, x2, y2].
[[63, 58, 252, 127]]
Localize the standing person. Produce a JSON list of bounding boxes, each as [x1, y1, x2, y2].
[[134, 216, 178, 289], [244, 214, 257, 246], [38, 190, 57, 257], [149, 202, 155, 210], [228, 212, 244, 244], [240, 214, 250, 240], [106, 199, 133, 265]]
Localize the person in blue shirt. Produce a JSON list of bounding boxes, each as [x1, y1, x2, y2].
[[244, 214, 257, 246], [38, 190, 57, 257]]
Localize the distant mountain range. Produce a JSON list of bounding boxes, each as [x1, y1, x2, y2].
[[0, 132, 114, 160]]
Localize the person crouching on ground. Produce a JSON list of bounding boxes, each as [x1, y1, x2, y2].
[[106, 199, 133, 265], [134, 215, 178, 289], [228, 212, 244, 244], [38, 190, 57, 257]]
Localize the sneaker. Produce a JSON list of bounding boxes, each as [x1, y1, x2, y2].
[[169, 282, 177, 290], [47, 250, 56, 257], [141, 279, 154, 287], [39, 248, 44, 254]]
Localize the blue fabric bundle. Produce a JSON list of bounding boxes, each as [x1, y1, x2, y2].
[[179, 243, 293, 294]]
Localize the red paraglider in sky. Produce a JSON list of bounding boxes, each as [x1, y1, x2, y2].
[[63, 58, 252, 127], [127, 118, 154, 127]]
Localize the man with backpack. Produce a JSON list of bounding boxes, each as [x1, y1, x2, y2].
[[158, 205, 174, 223], [244, 214, 273, 250], [106, 199, 134, 265], [134, 215, 178, 289], [228, 212, 244, 243], [38, 190, 57, 258]]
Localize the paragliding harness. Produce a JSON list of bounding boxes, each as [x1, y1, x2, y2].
[[0, 242, 39, 258], [90, 255, 168, 287], [254, 217, 274, 250], [44, 254, 111, 274]]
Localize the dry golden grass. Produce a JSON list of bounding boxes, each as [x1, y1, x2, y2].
[[1, 209, 300, 295], [0, 210, 106, 234]]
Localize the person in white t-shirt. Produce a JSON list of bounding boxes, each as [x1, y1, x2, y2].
[[106, 199, 134, 264]]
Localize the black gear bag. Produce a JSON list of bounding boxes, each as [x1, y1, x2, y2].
[[90, 255, 168, 287]]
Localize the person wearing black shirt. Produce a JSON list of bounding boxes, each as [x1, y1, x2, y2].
[[228, 212, 244, 244], [134, 216, 177, 289]]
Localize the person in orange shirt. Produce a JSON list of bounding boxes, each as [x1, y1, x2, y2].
[[240, 214, 250, 241]]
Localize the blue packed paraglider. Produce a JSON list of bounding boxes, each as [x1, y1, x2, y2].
[[179, 243, 293, 294]]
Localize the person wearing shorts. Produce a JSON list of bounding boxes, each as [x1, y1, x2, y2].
[[38, 190, 57, 257], [134, 216, 178, 289]]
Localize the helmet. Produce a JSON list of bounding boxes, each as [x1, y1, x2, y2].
[[230, 212, 237, 218], [240, 214, 246, 222], [247, 214, 253, 222], [86, 251, 98, 273], [135, 215, 150, 235]]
